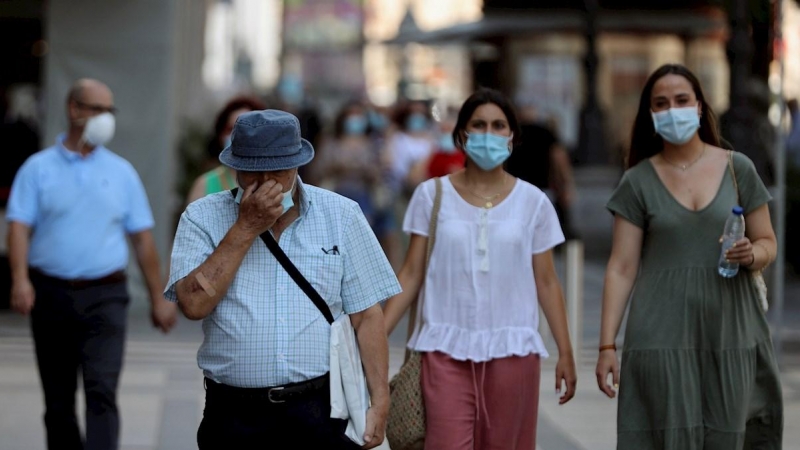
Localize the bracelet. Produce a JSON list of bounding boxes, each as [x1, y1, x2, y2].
[[754, 242, 772, 267], [746, 252, 756, 268], [599, 344, 617, 352]]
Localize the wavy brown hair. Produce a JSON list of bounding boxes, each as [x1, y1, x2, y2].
[[627, 64, 721, 169]]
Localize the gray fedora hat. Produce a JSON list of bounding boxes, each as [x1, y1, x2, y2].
[[219, 109, 314, 171]]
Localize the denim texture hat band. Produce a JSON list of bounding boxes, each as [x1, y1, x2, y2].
[[219, 109, 314, 171]]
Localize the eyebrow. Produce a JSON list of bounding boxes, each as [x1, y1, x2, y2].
[[653, 93, 691, 100]]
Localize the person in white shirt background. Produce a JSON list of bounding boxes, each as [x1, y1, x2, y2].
[[383, 87, 577, 450]]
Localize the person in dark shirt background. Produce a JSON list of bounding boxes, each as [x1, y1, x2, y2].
[[506, 103, 577, 240]]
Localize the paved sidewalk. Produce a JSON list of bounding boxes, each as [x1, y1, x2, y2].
[[1, 245, 797, 449]]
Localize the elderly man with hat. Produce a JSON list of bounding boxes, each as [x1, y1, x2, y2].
[[165, 110, 400, 449]]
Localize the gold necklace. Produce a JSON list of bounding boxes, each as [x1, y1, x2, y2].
[[661, 144, 707, 171], [464, 175, 507, 209]]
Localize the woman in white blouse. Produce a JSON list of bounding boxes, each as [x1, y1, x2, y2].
[[384, 88, 577, 449]]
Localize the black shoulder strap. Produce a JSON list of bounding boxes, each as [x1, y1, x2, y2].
[[230, 188, 334, 325]]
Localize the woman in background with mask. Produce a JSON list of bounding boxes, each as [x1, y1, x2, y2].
[[384, 88, 577, 449], [595, 64, 782, 449], [186, 96, 265, 204], [409, 109, 466, 180], [385, 100, 436, 194]]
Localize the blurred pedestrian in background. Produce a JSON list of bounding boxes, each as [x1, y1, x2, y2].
[[409, 107, 465, 180], [5, 78, 177, 450], [385, 100, 436, 195], [166, 110, 400, 449], [506, 102, 577, 240], [186, 95, 266, 204], [311, 101, 381, 226], [275, 75, 323, 182], [384, 88, 577, 449], [596, 64, 782, 449]]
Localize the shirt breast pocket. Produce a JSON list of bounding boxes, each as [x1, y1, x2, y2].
[[296, 254, 344, 306]]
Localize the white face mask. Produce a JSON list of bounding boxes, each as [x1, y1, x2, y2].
[[82, 112, 116, 147]]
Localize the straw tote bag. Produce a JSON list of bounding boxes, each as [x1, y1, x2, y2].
[[386, 177, 442, 450]]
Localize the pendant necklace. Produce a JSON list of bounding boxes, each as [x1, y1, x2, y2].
[[661, 144, 707, 171], [465, 175, 507, 209]]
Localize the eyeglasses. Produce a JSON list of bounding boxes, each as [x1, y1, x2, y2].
[[73, 100, 117, 115]]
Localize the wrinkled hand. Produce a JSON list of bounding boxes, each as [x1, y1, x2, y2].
[[237, 181, 285, 237], [595, 350, 620, 399], [720, 237, 754, 266], [11, 278, 35, 315], [556, 353, 577, 404], [361, 401, 388, 449], [151, 296, 178, 333]]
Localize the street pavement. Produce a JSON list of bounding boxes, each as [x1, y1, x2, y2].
[[1, 167, 798, 449]]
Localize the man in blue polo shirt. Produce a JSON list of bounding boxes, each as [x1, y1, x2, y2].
[[6, 78, 177, 450]]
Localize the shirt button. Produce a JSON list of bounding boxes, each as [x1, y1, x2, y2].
[[279, 317, 285, 323]]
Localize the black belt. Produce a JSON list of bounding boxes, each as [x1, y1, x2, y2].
[[205, 373, 329, 404], [30, 268, 126, 290]]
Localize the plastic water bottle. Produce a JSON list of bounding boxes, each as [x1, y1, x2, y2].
[[718, 206, 745, 278]]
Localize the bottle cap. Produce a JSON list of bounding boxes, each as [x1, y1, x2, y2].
[[732, 206, 744, 215]]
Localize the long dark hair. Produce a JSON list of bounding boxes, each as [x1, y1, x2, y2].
[[206, 95, 267, 158], [628, 64, 721, 169], [452, 88, 522, 150]]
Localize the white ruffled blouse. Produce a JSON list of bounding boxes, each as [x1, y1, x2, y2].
[[403, 176, 564, 362]]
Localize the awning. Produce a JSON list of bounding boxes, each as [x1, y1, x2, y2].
[[384, 9, 727, 45]]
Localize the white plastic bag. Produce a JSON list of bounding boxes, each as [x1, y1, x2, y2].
[[329, 314, 370, 445]]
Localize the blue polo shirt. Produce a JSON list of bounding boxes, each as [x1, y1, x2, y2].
[[6, 134, 155, 279]]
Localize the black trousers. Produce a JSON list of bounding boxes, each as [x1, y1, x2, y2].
[[30, 273, 129, 450], [197, 378, 362, 450]]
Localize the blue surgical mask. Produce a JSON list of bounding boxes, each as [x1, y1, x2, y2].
[[280, 177, 296, 214], [406, 113, 428, 132], [344, 115, 368, 136], [464, 132, 512, 171], [438, 133, 457, 154], [368, 110, 387, 131], [652, 106, 700, 145]]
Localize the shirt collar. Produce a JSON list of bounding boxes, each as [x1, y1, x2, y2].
[[55, 133, 104, 162]]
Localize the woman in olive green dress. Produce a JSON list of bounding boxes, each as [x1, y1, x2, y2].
[[595, 64, 783, 449]]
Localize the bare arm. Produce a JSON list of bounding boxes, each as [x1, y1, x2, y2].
[[350, 304, 390, 448], [130, 229, 177, 332], [382, 234, 428, 334], [130, 230, 165, 301], [534, 249, 576, 404], [8, 221, 35, 315], [724, 204, 776, 270], [174, 222, 256, 320], [175, 180, 284, 320], [596, 216, 643, 398]]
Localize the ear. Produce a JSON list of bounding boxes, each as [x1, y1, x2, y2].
[[697, 102, 703, 118]]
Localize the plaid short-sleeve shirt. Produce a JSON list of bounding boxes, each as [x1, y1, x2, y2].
[[165, 180, 401, 388]]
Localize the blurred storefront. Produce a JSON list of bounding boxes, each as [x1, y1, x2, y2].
[[386, 1, 729, 162], [364, 0, 481, 107], [279, 0, 367, 116]]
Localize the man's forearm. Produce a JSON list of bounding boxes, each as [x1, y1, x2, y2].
[[354, 306, 390, 405], [131, 230, 164, 303], [175, 223, 256, 320], [8, 222, 31, 282]]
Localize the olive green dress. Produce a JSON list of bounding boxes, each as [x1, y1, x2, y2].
[[607, 151, 783, 450]]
